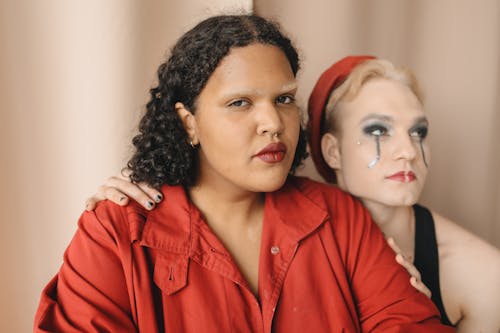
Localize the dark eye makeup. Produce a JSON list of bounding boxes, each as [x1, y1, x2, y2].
[[363, 123, 389, 137], [409, 124, 428, 139]]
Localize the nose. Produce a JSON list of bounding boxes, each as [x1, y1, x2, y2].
[[391, 133, 418, 161], [256, 102, 284, 138]]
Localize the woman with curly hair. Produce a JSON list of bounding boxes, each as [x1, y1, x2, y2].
[[35, 14, 453, 332]]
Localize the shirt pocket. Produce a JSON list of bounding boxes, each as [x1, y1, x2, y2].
[[153, 254, 189, 295]]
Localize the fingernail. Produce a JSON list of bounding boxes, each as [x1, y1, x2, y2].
[[146, 200, 154, 209], [155, 194, 163, 202], [119, 196, 127, 202]]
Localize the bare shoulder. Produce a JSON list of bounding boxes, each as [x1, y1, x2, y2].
[[431, 211, 500, 330], [432, 211, 500, 261]]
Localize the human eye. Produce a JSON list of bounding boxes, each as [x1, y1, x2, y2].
[[276, 95, 296, 105], [363, 123, 388, 137], [227, 99, 250, 108], [409, 125, 428, 139]]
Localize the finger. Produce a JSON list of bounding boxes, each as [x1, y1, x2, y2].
[[85, 197, 98, 211], [102, 186, 130, 206], [113, 172, 164, 202], [387, 237, 403, 254], [105, 177, 156, 210], [410, 276, 432, 298], [137, 182, 163, 203], [85, 193, 105, 211], [396, 254, 422, 279]]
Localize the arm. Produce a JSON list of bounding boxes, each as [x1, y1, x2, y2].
[[34, 206, 137, 332], [454, 251, 500, 332], [434, 214, 500, 332], [85, 169, 162, 211]]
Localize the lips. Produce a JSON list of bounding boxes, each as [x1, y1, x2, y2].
[[386, 171, 416, 183], [254, 142, 287, 163]]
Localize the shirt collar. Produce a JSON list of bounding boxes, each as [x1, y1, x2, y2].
[[265, 177, 329, 243], [138, 185, 192, 254], [137, 177, 329, 253]]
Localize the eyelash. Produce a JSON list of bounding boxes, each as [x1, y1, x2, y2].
[[227, 95, 295, 108], [228, 99, 250, 108], [363, 123, 429, 139], [363, 124, 388, 137], [276, 95, 295, 105], [409, 126, 428, 139]]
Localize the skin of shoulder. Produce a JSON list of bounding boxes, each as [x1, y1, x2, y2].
[[432, 210, 500, 332]]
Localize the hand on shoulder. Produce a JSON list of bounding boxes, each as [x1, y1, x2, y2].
[[85, 169, 163, 211]]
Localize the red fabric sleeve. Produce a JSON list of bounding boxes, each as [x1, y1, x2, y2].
[[34, 206, 137, 332], [342, 197, 454, 332]]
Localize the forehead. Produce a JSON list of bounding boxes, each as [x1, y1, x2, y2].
[[339, 78, 424, 124], [205, 44, 296, 92]]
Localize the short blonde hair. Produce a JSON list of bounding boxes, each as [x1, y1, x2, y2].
[[323, 59, 423, 133]]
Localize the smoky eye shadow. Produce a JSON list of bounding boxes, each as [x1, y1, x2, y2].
[[362, 123, 389, 136], [409, 124, 428, 138]]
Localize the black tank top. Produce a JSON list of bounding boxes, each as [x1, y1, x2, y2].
[[413, 204, 454, 326]]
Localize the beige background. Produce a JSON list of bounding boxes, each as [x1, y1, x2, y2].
[[0, 0, 498, 331]]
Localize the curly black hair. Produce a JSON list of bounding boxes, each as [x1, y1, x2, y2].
[[127, 14, 308, 188]]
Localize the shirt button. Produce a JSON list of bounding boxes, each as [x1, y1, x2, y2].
[[270, 246, 280, 255]]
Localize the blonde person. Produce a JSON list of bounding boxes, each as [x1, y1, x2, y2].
[[35, 16, 453, 332], [308, 56, 500, 331]]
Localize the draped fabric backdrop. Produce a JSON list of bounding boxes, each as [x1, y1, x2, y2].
[[0, 0, 498, 331]]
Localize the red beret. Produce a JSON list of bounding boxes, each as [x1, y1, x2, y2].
[[307, 55, 376, 183]]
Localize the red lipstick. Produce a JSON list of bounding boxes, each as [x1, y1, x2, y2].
[[254, 142, 287, 163], [386, 171, 416, 183]]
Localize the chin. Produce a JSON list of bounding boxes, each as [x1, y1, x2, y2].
[[248, 173, 289, 193], [383, 194, 420, 207]]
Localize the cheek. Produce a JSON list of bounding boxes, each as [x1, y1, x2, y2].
[[196, 118, 246, 161], [340, 145, 374, 188], [421, 142, 431, 165], [343, 142, 378, 169], [197, 111, 246, 142], [287, 112, 301, 140]]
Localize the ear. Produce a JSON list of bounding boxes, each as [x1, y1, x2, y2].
[[175, 102, 198, 145], [321, 133, 341, 170]]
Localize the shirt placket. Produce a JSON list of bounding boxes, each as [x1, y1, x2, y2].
[[259, 237, 300, 332]]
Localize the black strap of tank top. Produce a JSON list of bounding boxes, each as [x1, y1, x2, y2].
[[413, 204, 454, 326]]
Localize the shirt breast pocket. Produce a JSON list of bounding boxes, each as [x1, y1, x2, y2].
[[153, 254, 189, 295]]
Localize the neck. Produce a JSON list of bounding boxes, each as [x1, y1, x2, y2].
[[362, 201, 415, 257], [188, 180, 265, 229]]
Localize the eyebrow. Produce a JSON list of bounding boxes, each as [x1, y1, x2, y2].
[[360, 113, 429, 125], [279, 82, 299, 93], [360, 113, 393, 123], [220, 82, 298, 100]]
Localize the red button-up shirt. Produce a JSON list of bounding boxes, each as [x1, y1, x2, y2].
[[35, 177, 454, 332]]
